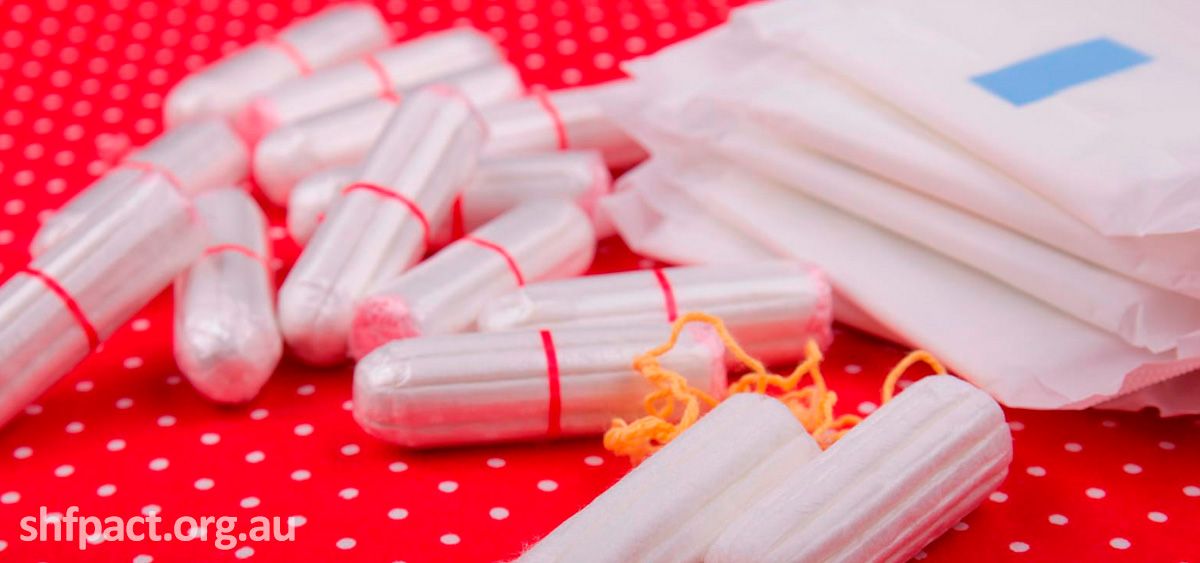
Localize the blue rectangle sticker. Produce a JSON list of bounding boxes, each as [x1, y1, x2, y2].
[[971, 37, 1151, 106]]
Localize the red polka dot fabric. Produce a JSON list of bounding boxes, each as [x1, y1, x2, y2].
[[1, 0, 1198, 561]]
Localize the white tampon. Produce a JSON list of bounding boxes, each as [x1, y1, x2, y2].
[[708, 375, 1012, 563], [479, 261, 833, 367], [353, 324, 727, 447], [0, 175, 204, 428], [255, 63, 523, 204], [235, 28, 503, 141], [481, 81, 647, 168], [519, 393, 820, 563], [349, 200, 595, 358], [32, 119, 248, 256], [277, 85, 487, 365], [174, 188, 281, 404], [164, 4, 390, 126], [286, 151, 612, 245]]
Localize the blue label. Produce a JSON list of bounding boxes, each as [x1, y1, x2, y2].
[[971, 37, 1150, 106]]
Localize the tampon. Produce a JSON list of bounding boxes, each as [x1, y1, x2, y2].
[[353, 325, 727, 447], [482, 81, 647, 168], [277, 85, 487, 365], [31, 119, 248, 256], [174, 188, 281, 404], [235, 28, 503, 141], [518, 393, 820, 563], [0, 175, 204, 427], [164, 4, 390, 125], [255, 63, 523, 204], [708, 375, 1012, 563], [286, 151, 612, 245], [478, 261, 833, 367], [349, 200, 595, 358]]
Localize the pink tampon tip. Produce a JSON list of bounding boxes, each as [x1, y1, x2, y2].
[[349, 295, 421, 360], [232, 98, 281, 144]]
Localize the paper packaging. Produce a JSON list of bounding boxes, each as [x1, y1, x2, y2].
[[478, 261, 833, 368], [709, 376, 1011, 562], [235, 28, 503, 141], [255, 63, 523, 205], [164, 4, 390, 126], [481, 80, 647, 168], [0, 175, 204, 428], [519, 394, 820, 563], [758, 0, 1200, 237], [277, 85, 487, 366], [287, 151, 613, 245], [349, 201, 596, 359], [174, 188, 281, 404], [31, 119, 248, 257], [353, 325, 727, 447]]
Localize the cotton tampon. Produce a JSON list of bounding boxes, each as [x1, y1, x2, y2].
[[235, 28, 503, 141], [0, 174, 204, 428], [353, 325, 727, 447], [255, 63, 523, 204], [707, 375, 1012, 563], [174, 188, 281, 404], [482, 81, 647, 168], [518, 394, 820, 563], [164, 4, 390, 126], [31, 119, 248, 256], [479, 261, 833, 367], [277, 85, 487, 365], [349, 200, 595, 358], [286, 151, 612, 245]]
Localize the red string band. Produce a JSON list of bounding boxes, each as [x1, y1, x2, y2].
[[540, 330, 562, 438], [532, 88, 569, 150], [22, 266, 100, 351], [362, 55, 401, 103], [652, 268, 678, 322], [449, 195, 466, 240], [120, 160, 185, 193], [461, 236, 525, 286], [265, 36, 312, 75], [341, 182, 432, 250]]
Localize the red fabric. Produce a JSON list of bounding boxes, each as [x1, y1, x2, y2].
[[0, 1, 1197, 561]]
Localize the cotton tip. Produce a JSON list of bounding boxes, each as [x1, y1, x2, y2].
[[233, 97, 281, 145], [175, 321, 281, 404], [349, 295, 421, 360], [254, 125, 313, 205], [276, 280, 355, 366]]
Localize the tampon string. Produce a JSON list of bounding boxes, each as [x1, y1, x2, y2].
[[21, 267, 100, 350], [361, 54, 402, 103], [532, 87, 570, 150], [651, 268, 679, 322], [540, 329, 563, 438], [120, 160, 186, 193], [263, 36, 314, 75], [341, 182, 433, 250], [461, 235, 526, 286]]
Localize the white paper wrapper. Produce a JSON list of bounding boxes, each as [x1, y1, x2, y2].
[[353, 324, 727, 447], [519, 394, 820, 563], [479, 261, 832, 368], [174, 188, 281, 404], [350, 201, 595, 358], [32, 119, 248, 256], [482, 80, 647, 168], [277, 86, 487, 365], [287, 151, 612, 245], [0, 175, 204, 427], [709, 376, 1011, 563], [235, 28, 503, 141], [164, 4, 389, 126], [255, 63, 523, 204]]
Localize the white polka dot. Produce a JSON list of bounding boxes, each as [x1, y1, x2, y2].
[[537, 480, 559, 492], [115, 397, 134, 409], [200, 432, 220, 445], [844, 364, 862, 374], [341, 400, 353, 411], [24, 404, 42, 415], [856, 401, 877, 415], [1100, 419, 1117, 428], [235, 546, 254, 559], [1085, 487, 1106, 499], [291, 470, 311, 481], [131, 318, 150, 331], [1, 491, 19, 504], [338, 488, 359, 500], [952, 521, 968, 531], [1026, 466, 1046, 477], [289, 515, 306, 527], [584, 455, 604, 467], [438, 481, 458, 493], [1147, 511, 1167, 523], [336, 537, 356, 550], [124, 356, 143, 369], [293, 423, 313, 436], [388, 507, 408, 520], [1109, 538, 1130, 550], [1183, 485, 1200, 497], [913, 552, 927, 561], [97, 484, 116, 497], [0, 540, 7, 552], [1122, 463, 1142, 474], [440, 534, 460, 546], [297, 384, 315, 396], [989, 491, 1008, 503], [249, 408, 268, 420], [388, 461, 408, 473], [107, 439, 126, 452], [194, 478, 214, 491], [1009, 541, 1030, 553], [1158, 441, 1176, 450], [245, 451, 265, 463], [489, 507, 509, 520], [142, 505, 161, 517], [13, 446, 32, 459], [486, 458, 506, 468], [240, 497, 260, 509], [55, 464, 75, 477], [65, 421, 84, 433], [340, 444, 360, 456], [165, 375, 181, 385], [148, 458, 169, 471], [1064, 442, 1082, 452], [157, 415, 176, 427], [75, 380, 94, 392]]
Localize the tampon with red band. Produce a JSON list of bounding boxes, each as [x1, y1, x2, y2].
[[478, 261, 834, 368], [348, 200, 595, 359], [32, 119, 248, 256], [174, 188, 282, 404], [254, 63, 523, 204], [277, 85, 487, 366], [287, 151, 613, 245], [352, 324, 727, 448], [481, 80, 648, 169], [0, 174, 204, 428], [164, 4, 389, 126], [235, 28, 502, 142]]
